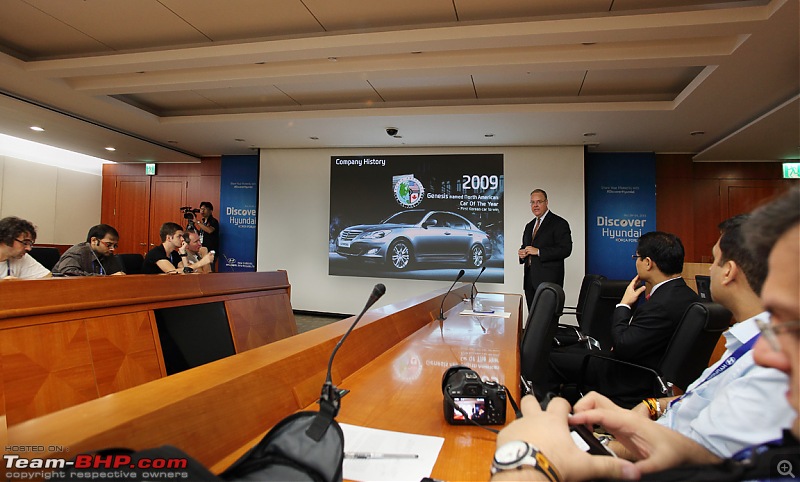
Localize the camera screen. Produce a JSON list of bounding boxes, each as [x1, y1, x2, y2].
[[452, 397, 487, 422]]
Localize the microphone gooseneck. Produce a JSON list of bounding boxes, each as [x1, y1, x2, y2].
[[438, 269, 465, 321], [307, 283, 386, 441], [324, 283, 386, 385], [470, 266, 487, 307]]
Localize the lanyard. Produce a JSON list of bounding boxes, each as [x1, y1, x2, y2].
[[670, 333, 760, 409]]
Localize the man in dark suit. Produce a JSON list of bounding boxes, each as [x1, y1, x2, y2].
[[518, 189, 573, 309], [544, 231, 699, 405]]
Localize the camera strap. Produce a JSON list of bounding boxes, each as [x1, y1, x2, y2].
[[443, 384, 522, 435]]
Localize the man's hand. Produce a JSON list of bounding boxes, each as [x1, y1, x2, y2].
[[110, 271, 126, 276], [492, 396, 639, 482], [571, 392, 721, 473], [620, 275, 646, 306]]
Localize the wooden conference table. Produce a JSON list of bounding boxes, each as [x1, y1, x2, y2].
[[9, 285, 523, 481]]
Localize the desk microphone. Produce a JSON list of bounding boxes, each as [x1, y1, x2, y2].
[[438, 269, 465, 321], [470, 266, 486, 309], [306, 283, 386, 440]]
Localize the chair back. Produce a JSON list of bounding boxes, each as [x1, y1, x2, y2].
[[659, 302, 732, 391], [571, 274, 605, 324], [520, 282, 565, 395], [28, 247, 61, 271], [117, 253, 145, 275], [580, 279, 629, 349]]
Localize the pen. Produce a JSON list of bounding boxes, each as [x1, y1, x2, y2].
[[345, 452, 419, 459]]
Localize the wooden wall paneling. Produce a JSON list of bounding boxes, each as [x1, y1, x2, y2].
[[100, 174, 116, 225], [115, 177, 151, 255], [86, 312, 163, 396], [225, 294, 297, 353], [149, 177, 188, 249], [656, 154, 695, 260], [1, 320, 98, 425], [690, 179, 721, 263], [720, 179, 795, 220]]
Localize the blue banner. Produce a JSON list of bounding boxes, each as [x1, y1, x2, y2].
[[585, 153, 656, 280], [220, 155, 259, 272]]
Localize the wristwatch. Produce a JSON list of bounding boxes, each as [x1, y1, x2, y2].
[[491, 441, 561, 482]]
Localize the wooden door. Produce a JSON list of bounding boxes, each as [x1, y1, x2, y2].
[[149, 177, 188, 250], [115, 177, 151, 255], [721, 179, 793, 220]]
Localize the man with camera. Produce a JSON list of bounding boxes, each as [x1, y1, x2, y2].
[[193, 201, 219, 255], [489, 188, 800, 482], [142, 222, 187, 274], [178, 230, 215, 274], [52, 224, 126, 276]]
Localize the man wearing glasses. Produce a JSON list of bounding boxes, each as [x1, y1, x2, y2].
[[518, 189, 573, 309], [489, 188, 800, 482], [0, 216, 51, 279], [52, 224, 125, 276], [545, 231, 698, 405]]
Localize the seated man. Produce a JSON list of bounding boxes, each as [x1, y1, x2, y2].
[[52, 224, 125, 276], [0, 216, 52, 280], [178, 231, 215, 274], [545, 231, 699, 405], [142, 222, 186, 274], [489, 187, 800, 482], [627, 214, 793, 458]]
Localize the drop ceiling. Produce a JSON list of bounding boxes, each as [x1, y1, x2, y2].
[[0, 0, 797, 163]]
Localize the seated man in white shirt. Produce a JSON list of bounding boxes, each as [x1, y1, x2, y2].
[[627, 214, 794, 458], [0, 216, 52, 280], [178, 230, 215, 274]]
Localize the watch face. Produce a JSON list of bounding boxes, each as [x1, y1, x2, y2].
[[494, 440, 529, 465]]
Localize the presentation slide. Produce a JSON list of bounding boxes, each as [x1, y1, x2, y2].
[[329, 154, 504, 282]]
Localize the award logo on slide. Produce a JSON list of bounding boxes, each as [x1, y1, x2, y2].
[[393, 175, 424, 208]]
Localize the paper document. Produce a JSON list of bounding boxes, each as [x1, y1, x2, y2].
[[340, 423, 444, 482]]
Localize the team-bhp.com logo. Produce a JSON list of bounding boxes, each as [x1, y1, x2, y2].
[[5, 453, 189, 479]]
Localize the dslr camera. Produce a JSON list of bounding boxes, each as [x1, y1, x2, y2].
[[442, 365, 506, 425]]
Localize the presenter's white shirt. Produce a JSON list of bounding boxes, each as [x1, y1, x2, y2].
[[657, 313, 796, 457], [2, 253, 50, 279]]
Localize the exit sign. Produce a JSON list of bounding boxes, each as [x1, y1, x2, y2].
[[145, 163, 156, 176], [783, 162, 800, 179]]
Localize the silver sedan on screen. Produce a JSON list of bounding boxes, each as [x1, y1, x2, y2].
[[335, 210, 492, 270]]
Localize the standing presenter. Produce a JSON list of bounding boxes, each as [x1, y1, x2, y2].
[[518, 189, 572, 309]]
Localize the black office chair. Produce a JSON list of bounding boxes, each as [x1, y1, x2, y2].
[[28, 247, 61, 271], [520, 282, 565, 400], [573, 301, 732, 408], [554, 277, 628, 351], [117, 253, 144, 275]]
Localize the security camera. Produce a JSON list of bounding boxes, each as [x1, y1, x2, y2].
[[385, 127, 399, 137]]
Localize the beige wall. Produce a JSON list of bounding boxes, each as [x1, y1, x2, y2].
[[0, 155, 102, 244], [259, 146, 585, 314]]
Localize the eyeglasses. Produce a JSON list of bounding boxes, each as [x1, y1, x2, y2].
[[529, 200, 547, 205], [631, 254, 645, 260], [14, 238, 34, 247], [99, 241, 118, 249], [755, 319, 800, 352]]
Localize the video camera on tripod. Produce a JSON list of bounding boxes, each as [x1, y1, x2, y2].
[[181, 206, 200, 230]]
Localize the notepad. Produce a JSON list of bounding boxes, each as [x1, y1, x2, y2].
[[340, 423, 444, 482]]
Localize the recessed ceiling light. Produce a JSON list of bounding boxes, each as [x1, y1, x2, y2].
[[485, 134, 495, 138], [411, 51, 422, 54], [690, 131, 705, 136], [327, 57, 338, 62], [309, 136, 319, 140], [255, 62, 266, 65], [235, 138, 246, 142], [30, 126, 44, 132], [582, 42, 596, 46], [583, 132, 597, 137], [105, 147, 116, 151]]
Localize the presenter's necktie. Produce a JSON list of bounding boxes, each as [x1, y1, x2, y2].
[[526, 217, 541, 267]]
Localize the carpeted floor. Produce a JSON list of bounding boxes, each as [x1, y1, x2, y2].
[[294, 312, 350, 333]]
